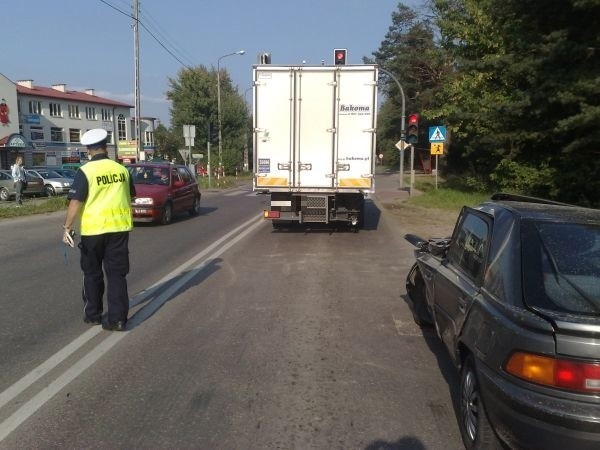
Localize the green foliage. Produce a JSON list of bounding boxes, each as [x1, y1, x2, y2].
[[490, 160, 557, 198], [374, 0, 600, 207], [153, 124, 180, 162], [429, 0, 600, 206], [367, 2, 451, 167], [166, 66, 249, 173]]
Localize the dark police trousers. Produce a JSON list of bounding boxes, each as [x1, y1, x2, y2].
[[79, 232, 130, 323]]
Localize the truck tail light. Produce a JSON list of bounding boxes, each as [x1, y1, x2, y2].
[[264, 210, 280, 219], [505, 352, 600, 393]]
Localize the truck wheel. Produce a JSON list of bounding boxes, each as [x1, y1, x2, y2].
[[405, 263, 433, 326], [459, 355, 502, 450]]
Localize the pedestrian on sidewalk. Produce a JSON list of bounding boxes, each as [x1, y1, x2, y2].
[[62, 129, 136, 332], [11, 155, 27, 206]]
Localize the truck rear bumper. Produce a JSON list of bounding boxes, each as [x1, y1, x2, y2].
[[265, 192, 365, 226]]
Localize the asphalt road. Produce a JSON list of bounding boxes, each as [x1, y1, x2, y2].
[[0, 176, 463, 449]]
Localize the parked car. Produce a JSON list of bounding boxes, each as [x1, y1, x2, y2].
[[405, 193, 600, 450], [0, 169, 45, 201], [127, 162, 201, 225], [26, 168, 73, 196], [53, 168, 78, 179]]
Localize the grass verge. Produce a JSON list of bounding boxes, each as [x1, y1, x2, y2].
[[407, 175, 491, 210], [0, 196, 69, 219]]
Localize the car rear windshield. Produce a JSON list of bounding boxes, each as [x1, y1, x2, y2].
[[522, 220, 600, 315], [128, 166, 170, 185]]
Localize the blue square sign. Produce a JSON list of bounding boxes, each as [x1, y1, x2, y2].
[[429, 126, 446, 143]]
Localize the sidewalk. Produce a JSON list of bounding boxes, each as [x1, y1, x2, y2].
[[372, 168, 413, 206]]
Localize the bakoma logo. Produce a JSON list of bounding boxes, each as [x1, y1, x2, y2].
[[340, 104, 370, 113]]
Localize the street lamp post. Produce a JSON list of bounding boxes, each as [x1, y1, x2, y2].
[[378, 67, 414, 194], [217, 50, 245, 177]]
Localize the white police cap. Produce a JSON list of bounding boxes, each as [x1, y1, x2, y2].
[[81, 128, 108, 147]]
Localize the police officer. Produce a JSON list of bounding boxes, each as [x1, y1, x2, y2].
[[62, 129, 136, 331]]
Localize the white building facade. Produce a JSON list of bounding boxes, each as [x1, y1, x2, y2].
[[0, 73, 138, 169]]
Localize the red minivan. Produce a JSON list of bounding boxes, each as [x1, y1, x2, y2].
[[127, 163, 201, 225]]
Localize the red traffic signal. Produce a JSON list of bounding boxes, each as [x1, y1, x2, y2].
[[334, 48, 347, 65], [406, 114, 419, 144]]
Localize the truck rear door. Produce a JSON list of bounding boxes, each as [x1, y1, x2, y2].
[[294, 69, 336, 189], [254, 67, 294, 189], [335, 67, 377, 191]]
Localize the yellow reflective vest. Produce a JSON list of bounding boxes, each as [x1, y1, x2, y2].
[[79, 159, 133, 235]]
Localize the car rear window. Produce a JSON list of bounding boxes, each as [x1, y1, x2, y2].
[[128, 166, 170, 185], [522, 220, 600, 315]]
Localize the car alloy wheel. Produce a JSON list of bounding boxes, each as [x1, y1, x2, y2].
[[45, 185, 56, 196], [0, 187, 9, 201], [459, 355, 501, 450]]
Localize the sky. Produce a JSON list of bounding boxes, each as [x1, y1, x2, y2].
[[2, 0, 419, 127]]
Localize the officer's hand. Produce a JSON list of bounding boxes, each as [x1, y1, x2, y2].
[[63, 228, 76, 247]]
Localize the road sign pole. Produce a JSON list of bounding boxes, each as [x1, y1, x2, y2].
[[435, 155, 439, 190]]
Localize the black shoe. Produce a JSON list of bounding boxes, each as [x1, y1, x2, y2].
[[102, 320, 127, 332], [83, 315, 102, 325]]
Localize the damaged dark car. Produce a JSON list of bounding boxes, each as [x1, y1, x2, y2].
[[405, 193, 600, 450]]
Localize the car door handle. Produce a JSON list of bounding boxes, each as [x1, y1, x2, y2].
[[457, 296, 468, 313]]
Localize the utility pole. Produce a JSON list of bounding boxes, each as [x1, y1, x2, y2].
[[133, 0, 142, 161]]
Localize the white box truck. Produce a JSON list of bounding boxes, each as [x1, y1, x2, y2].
[[253, 64, 378, 229]]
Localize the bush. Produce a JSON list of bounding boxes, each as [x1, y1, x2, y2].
[[490, 160, 556, 198]]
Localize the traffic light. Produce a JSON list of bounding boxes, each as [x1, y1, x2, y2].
[[406, 113, 419, 144], [208, 122, 218, 144], [334, 48, 347, 65]]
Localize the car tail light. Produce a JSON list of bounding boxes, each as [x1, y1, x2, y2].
[[505, 352, 600, 393], [264, 210, 280, 219]]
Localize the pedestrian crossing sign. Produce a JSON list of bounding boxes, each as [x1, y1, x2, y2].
[[431, 143, 444, 155], [429, 126, 446, 143]]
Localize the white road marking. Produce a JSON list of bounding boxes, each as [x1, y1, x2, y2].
[[0, 213, 265, 442]]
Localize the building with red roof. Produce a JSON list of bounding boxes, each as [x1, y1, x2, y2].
[[0, 74, 155, 169]]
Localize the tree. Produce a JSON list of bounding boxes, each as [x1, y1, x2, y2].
[[166, 65, 248, 174], [153, 124, 179, 162], [367, 2, 450, 169], [430, 0, 600, 205]]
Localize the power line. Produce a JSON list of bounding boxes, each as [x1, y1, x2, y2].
[[140, 9, 195, 68], [97, 0, 193, 70]]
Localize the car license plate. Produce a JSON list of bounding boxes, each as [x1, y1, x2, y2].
[[134, 208, 147, 214]]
